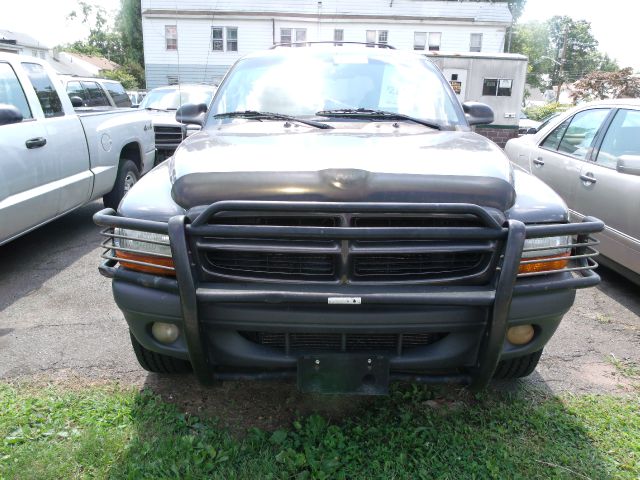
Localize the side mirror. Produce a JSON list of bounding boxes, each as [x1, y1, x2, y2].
[[0, 104, 23, 126], [69, 96, 84, 108], [526, 127, 538, 135], [616, 155, 640, 176], [462, 102, 494, 126], [176, 103, 207, 126]]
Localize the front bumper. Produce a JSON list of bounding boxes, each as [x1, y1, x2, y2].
[[94, 201, 603, 390]]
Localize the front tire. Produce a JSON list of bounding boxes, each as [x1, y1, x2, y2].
[[103, 159, 139, 209], [493, 349, 543, 379], [130, 331, 192, 374]]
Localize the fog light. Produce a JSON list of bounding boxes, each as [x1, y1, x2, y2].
[[151, 322, 179, 344], [507, 325, 535, 345]]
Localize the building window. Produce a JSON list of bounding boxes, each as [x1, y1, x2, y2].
[[428, 32, 441, 51], [334, 29, 343, 46], [211, 27, 238, 52], [414, 32, 426, 50], [32, 49, 38, 57], [167, 75, 179, 85], [482, 78, 513, 96], [227, 27, 238, 51], [470, 33, 482, 52], [39, 51, 45, 59], [366, 30, 387, 46], [211, 27, 223, 51], [165, 25, 177, 50], [280, 28, 306, 46]]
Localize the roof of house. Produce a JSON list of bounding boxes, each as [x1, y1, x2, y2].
[[0, 29, 49, 50], [64, 52, 120, 71]]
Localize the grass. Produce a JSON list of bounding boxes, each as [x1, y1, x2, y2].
[[607, 354, 640, 379], [0, 382, 638, 479]]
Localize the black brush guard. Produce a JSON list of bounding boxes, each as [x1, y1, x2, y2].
[[94, 201, 603, 390]]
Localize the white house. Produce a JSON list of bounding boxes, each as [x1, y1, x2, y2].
[[141, 0, 513, 88], [0, 29, 50, 60]]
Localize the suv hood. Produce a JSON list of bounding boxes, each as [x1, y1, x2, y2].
[[170, 122, 516, 211]]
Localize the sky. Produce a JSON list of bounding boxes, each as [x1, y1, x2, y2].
[[1, 0, 637, 71], [519, 0, 639, 71]]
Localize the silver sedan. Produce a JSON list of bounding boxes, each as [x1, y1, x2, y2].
[[505, 99, 640, 283]]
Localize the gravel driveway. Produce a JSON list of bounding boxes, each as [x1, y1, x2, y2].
[[1, 201, 639, 404]]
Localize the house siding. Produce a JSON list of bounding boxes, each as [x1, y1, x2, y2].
[[142, 0, 512, 88]]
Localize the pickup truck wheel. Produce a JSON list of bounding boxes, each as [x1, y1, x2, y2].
[[493, 349, 543, 379], [130, 331, 192, 374], [103, 159, 140, 209]]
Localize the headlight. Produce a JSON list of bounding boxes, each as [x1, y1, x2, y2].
[[519, 235, 570, 274], [113, 228, 175, 276]]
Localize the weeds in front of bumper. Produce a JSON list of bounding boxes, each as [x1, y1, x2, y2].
[[1, 383, 638, 479]]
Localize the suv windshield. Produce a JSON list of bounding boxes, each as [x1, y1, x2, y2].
[[140, 87, 215, 110], [209, 49, 465, 128]]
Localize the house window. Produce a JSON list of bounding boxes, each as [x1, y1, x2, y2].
[[414, 32, 426, 50], [211, 27, 238, 52], [470, 33, 482, 52], [227, 27, 238, 52], [280, 28, 306, 46], [428, 32, 441, 51], [167, 75, 179, 85], [334, 29, 344, 46], [482, 78, 513, 96], [366, 30, 387, 46], [165, 25, 177, 50], [211, 27, 223, 51], [32, 49, 38, 57]]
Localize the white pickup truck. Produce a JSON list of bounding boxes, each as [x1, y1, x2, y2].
[[0, 53, 155, 245]]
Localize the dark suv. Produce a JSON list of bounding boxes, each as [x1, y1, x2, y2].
[[95, 44, 602, 394]]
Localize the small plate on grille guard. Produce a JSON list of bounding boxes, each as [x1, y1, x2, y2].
[[298, 354, 389, 395]]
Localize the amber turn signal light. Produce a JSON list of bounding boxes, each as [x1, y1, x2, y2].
[[518, 252, 570, 274], [116, 250, 176, 276]]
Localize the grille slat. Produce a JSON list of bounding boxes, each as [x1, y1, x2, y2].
[[154, 126, 184, 145], [240, 331, 446, 354]]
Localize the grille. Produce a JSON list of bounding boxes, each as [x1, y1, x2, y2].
[[205, 251, 336, 279], [154, 125, 184, 146], [352, 252, 485, 278], [197, 214, 496, 283], [240, 331, 446, 354]]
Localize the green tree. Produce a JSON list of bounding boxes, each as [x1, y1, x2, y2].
[[66, 1, 124, 64], [101, 68, 139, 89], [116, 0, 144, 68], [511, 21, 552, 89]]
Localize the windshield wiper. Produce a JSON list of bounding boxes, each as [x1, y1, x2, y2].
[[315, 108, 442, 130], [214, 110, 333, 129]]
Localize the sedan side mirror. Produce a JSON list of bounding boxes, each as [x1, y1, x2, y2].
[[0, 104, 23, 126], [616, 155, 640, 176], [176, 103, 208, 127], [69, 96, 84, 108], [462, 102, 494, 126]]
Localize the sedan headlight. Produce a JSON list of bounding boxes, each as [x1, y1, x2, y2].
[[113, 228, 175, 276], [519, 235, 571, 274]]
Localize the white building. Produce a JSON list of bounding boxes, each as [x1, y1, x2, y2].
[[141, 0, 513, 88], [0, 29, 50, 60]]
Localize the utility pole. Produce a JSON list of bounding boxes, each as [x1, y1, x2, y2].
[[555, 27, 568, 103]]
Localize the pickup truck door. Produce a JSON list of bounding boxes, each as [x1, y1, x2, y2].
[[20, 62, 92, 215], [0, 61, 60, 244], [573, 108, 640, 271], [531, 108, 611, 210]]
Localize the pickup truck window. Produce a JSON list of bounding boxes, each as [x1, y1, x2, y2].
[[66, 81, 88, 105], [21, 62, 64, 118], [0, 62, 32, 120], [82, 81, 111, 107], [103, 81, 132, 107]]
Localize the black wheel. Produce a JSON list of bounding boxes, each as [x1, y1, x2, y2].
[[103, 159, 140, 209], [130, 331, 192, 374], [493, 349, 543, 379]]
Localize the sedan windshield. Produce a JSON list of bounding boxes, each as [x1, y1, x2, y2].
[[140, 88, 215, 110], [209, 49, 465, 128]]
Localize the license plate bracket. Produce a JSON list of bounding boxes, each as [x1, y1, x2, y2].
[[297, 354, 389, 395]]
